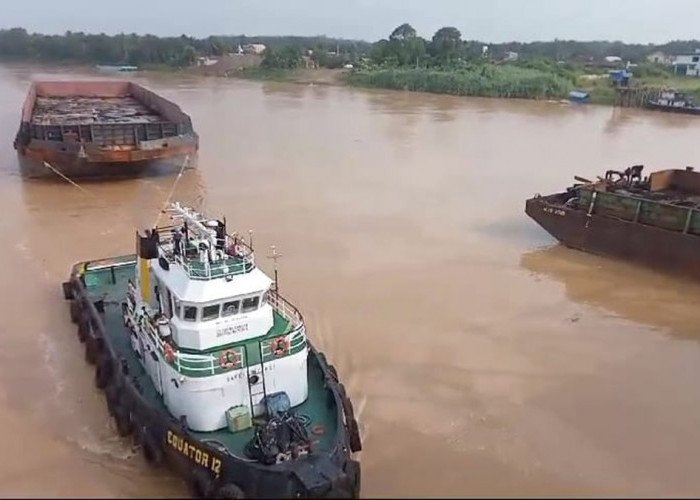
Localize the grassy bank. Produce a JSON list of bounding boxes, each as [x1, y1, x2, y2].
[[344, 66, 572, 100]]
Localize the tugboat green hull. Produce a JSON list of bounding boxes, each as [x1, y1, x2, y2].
[[62, 255, 361, 499]]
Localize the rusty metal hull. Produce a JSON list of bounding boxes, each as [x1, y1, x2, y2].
[[17, 150, 197, 179], [14, 80, 199, 179], [525, 193, 700, 280], [16, 139, 198, 179]]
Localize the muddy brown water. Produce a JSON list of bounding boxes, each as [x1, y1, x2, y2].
[[2, 63, 700, 498]]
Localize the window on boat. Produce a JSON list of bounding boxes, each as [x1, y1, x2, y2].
[[222, 300, 240, 317], [242, 296, 259, 313], [261, 291, 269, 305], [183, 305, 197, 322], [202, 304, 220, 321]]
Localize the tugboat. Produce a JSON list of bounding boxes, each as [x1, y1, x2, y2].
[[525, 165, 700, 280], [61, 202, 362, 498], [645, 89, 700, 115]]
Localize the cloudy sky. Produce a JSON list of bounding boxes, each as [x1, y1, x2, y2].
[[2, 0, 698, 43]]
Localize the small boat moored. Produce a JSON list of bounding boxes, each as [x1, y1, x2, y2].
[[61, 202, 362, 498], [644, 89, 700, 115]]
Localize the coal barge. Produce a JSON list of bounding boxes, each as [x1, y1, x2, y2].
[[525, 165, 700, 280], [13, 80, 199, 179]]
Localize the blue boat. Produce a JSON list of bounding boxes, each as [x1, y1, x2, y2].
[[568, 90, 590, 104]]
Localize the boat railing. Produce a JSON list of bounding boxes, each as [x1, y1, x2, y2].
[[146, 318, 306, 377], [577, 186, 700, 235], [266, 290, 304, 326], [172, 251, 256, 280], [153, 225, 257, 280]]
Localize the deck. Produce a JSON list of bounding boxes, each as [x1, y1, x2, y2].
[[31, 96, 163, 126], [80, 257, 338, 458]]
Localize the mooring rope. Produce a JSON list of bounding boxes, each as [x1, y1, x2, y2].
[[153, 154, 191, 228], [42, 161, 98, 198]]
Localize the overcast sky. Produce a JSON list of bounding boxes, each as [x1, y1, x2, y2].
[[2, 0, 699, 43]]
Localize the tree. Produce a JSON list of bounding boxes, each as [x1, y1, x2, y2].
[[389, 23, 417, 42], [261, 45, 303, 69], [431, 27, 462, 65]]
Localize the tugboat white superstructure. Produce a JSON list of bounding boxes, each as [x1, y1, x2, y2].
[[61, 202, 361, 499], [125, 202, 307, 432]]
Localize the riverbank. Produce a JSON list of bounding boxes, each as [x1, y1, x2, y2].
[[221, 64, 700, 108]]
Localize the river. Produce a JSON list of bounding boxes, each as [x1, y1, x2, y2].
[[1, 63, 700, 497]]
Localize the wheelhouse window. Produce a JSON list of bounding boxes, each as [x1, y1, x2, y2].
[[202, 304, 220, 321], [242, 296, 260, 313], [222, 300, 240, 317], [183, 306, 197, 321]]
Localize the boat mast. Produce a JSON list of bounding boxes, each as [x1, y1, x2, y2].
[[267, 245, 282, 292]]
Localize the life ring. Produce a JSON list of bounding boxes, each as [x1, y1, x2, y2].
[[271, 336, 289, 357], [219, 349, 240, 369], [163, 343, 176, 363]]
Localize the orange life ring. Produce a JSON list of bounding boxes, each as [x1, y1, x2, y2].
[[271, 336, 289, 357], [163, 343, 176, 363], [219, 349, 240, 369]]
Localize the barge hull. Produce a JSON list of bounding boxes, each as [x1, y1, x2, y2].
[[525, 193, 700, 280], [17, 148, 196, 179], [62, 256, 361, 498], [14, 81, 199, 179]]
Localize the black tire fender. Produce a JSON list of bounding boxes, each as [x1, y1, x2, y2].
[[77, 316, 90, 343], [337, 383, 347, 401], [189, 468, 213, 498], [85, 335, 98, 365], [95, 355, 113, 390], [105, 384, 121, 416], [348, 419, 362, 453], [62, 281, 74, 300], [141, 429, 164, 467], [214, 483, 245, 499], [113, 405, 133, 437], [327, 364, 339, 382], [69, 300, 81, 324]]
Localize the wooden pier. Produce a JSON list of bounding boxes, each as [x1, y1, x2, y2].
[[613, 86, 661, 108]]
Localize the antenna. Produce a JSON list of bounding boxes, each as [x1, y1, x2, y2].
[[248, 229, 254, 250], [266, 245, 283, 292]]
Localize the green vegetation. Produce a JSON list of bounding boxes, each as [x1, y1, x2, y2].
[[0, 27, 368, 68], [3, 24, 700, 105], [346, 66, 571, 99], [347, 25, 578, 99]]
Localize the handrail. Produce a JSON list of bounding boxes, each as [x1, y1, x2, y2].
[[140, 294, 306, 378], [154, 225, 257, 280], [266, 290, 303, 326]]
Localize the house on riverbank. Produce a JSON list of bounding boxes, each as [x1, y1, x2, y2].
[[673, 50, 700, 77]]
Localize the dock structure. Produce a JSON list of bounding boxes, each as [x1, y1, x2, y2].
[[613, 86, 661, 108]]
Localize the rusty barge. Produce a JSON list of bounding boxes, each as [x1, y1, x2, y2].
[[13, 80, 199, 179], [525, 165, 700, 280]]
